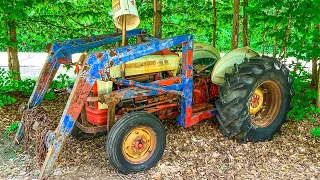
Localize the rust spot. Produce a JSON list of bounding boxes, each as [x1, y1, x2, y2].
[[96, 35, 107, 41], [84, 37, 93, 43], [95, 52, 103, 59], [99, 69, 104, 77], [109, 60, 114, 67], [110, 50, 117, 57], [109, 33, 120, 38], [66, 79, 92, 119]]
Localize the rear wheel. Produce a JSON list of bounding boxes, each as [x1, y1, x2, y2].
[[215, 56, 293, 142], [106, 111, 166, 173]]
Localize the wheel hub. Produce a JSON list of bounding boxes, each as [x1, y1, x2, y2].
[[249, 88, 264, 115], [122, 126, 156, 164]]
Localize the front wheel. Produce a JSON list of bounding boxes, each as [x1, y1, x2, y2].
[[216, 56, 293, 142], [106, 111, 166, 173]]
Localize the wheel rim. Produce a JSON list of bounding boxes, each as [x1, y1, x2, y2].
[[122, 126, 156, 164], [249, 80, 281, 127]]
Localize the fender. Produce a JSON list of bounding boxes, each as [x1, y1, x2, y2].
[[211, 47, 259, 85]]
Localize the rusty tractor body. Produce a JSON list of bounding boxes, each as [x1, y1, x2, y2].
[[15, 28, 293, 179]]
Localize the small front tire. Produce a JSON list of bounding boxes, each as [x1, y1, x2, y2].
[[106, 111, 166, 173]]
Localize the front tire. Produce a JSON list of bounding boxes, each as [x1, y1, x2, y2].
[[216, 56, 293, 142], [106, 111, 166, 173]]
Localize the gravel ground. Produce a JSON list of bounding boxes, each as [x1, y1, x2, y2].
[[0, 92, 319, 180]]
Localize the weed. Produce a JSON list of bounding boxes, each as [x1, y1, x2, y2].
[[288, 72, 320, 122], [3, 122, 19, 137]]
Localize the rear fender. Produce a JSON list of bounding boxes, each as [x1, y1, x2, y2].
[[211, 47, 259, 85]]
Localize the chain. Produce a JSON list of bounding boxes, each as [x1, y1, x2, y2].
[[22, 107, 57, 167]]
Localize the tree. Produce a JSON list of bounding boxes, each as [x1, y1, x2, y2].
[[153, 0, 162, 38], [317, 63, 320, 108], [212, 0, 217, 47], [231, 0, 240, 50], [272, 10, 279, 58], [318, 63, 320, 108], [6, 18, 20, 80], [311, 25, 319, 87], [0, 1, 28, 80], [242, 0, 249, 47]]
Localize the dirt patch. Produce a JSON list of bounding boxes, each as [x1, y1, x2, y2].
[[1, 92, 320, 179]]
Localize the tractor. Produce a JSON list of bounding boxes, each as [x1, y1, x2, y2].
[[14, 1, 293, 179]]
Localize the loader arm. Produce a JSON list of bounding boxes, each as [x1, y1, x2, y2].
[[14, 29, 144, 144], [28, 28, 144, 108]]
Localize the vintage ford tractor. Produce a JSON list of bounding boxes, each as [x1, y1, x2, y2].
[[14, 2, 293, 179]]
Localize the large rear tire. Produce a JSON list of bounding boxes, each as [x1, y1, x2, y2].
[[215, 56, 293, 142], [106, 111, 166, 173]]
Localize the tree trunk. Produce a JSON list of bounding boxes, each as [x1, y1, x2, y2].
[[231, 0, 240, 50], [311, 25, 319, 87], [262, 22, 267, 54], [279, 14, 292, 60], [153, 0, 162, 38], [317, 63, 320, 108], [212, 0, 217, 47], [293, 59, 300, 73], [7, 20, 21, 80], [311, 56, 318, 87], [272, 10, 279, 58], [242, 0, 249, 47]]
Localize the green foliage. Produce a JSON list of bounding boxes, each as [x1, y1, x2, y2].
[[1, 0, 319, 56], [0, 68, 74, 108], [44, 74, 73, 101], [0, 68, 19, 107], [310, 127, 320, 138], [51, 74, 73, 89], [288, 72, 320, 122], [3, 122, 19, 137]]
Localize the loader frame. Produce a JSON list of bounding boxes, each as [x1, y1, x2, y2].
[[15, 29, 217, 179]]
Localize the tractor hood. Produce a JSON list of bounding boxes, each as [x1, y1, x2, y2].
[[110, 54, 181, 78]]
